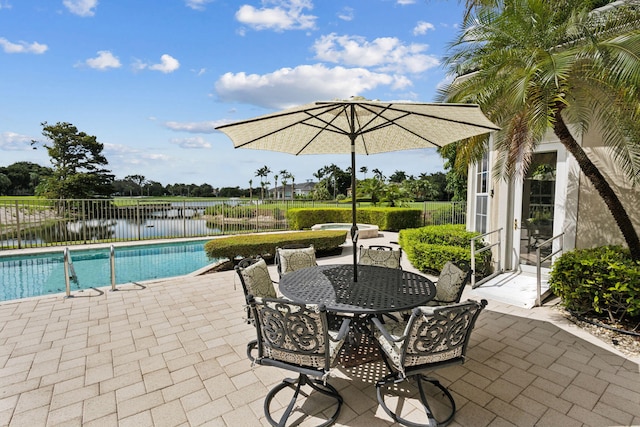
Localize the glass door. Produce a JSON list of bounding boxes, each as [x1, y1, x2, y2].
[[518, 152, 557, 267]]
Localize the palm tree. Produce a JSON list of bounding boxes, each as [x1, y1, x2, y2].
[[440, 0, 640, 260], [359, 166, 368, 180], [372, 168, 385, 181], [248, 179, 253, 199], [357, 178, 385, 206], [382, 182, 413, 207], [273, 174, 279, 199], [279, 170, 289, 200], [389, 170, 408, 183], [255, 165, 271, 200]]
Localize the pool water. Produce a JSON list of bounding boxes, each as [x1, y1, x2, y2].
[[0, 240, 216, 301]]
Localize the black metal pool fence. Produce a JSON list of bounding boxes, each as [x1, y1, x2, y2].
[[0, 198, 466, 250]]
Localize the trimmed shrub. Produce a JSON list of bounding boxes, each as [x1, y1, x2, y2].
[[549, 246, 640, 322], [399, 224, 480, 247], [405, 244, 471, 273], [203, 230, 347, 262], [286, 207, 421, 231], [398, 224, 490, 275], [204, 204, 281, 218]]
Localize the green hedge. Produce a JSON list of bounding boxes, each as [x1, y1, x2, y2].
[[549, 246, 640, 321], [398, 224, 489, 274], [286, 207, 421, 231], [203, 230, 347, 261], [204, 205, 281, 218]]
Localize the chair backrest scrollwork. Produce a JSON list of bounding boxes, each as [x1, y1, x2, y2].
[[249, 297, 334, 372], [401, 299, 486, 369]]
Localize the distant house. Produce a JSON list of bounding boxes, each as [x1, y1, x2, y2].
[[269, 181, 316, 199]]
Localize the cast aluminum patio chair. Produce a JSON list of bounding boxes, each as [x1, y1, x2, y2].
[[358, 245, 402, 269], [371, 299, 487, 427], [235, 257, 277, 324], [246, 296, 351, 427], [275, 244, 317, 278], [427, 260, 472, 307]]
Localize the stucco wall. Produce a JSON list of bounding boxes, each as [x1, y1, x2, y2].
[[575, 129, 640, 249]]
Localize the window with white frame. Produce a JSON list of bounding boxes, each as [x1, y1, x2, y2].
[[475, 153, 489, 234]]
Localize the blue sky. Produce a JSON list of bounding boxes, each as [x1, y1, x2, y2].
[[0, 0, 466, 188]]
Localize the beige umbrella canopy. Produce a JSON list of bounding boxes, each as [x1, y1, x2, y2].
[[216, 99, 499, 281]]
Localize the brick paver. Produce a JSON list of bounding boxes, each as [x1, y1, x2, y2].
[[1, 232, 638, 426]]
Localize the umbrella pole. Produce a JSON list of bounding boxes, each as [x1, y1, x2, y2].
[[350, 138, 358, 283]]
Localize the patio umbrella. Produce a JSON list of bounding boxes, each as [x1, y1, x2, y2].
[[215, 99, 499, 281]]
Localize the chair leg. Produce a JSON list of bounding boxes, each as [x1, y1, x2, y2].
[[376, 373, 456, 427], [264, 373, 342, 427]]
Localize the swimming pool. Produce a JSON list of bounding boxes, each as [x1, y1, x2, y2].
[[0, 240, 217, 301]]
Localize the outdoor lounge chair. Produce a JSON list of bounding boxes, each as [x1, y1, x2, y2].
[[246, 296, 351, 427], [371, 299, 487, 427], [358, 245, 402, 269], [427, 260, 472, 306], [275, 244, 317, 278], [235, 257, 277, 323]]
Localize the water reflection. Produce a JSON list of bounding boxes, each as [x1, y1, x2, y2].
[[1, 199, 278, 247]]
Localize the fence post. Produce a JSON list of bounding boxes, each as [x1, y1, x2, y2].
[[82, 199, 87, 244], [221, 202, 225, 235], [136, 200, 141, 240], [183, 200, 187, 237], [14, 200, 22, 249], [423, 201, 427, 226]]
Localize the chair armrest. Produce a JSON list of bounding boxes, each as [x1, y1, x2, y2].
[[371, 317, 405, 343], [246, 339, 258, 362], [330, 317, 351, 342]]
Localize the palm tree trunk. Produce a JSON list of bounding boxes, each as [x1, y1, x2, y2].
[[553, 109, 640, 261]]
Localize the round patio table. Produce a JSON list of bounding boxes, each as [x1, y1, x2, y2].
[[278, 264, 436, 315]]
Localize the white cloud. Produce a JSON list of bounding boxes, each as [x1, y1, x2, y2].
[[0, 37, 47, 54], [235, 0, 316, 32], [164, 120, 224, 133], [170, 136, 212, 149], [313, 33, 439, 74], [63, 0, 98, 17], [0, 1, 12, 10], [151, 54, 180, 73], [103, 143, 171, 167], [396, 0, 416, 4], [185, 0, 214, 11], [135, 54, 180, 73], [337, 7, 353, 21], [0, 132, 34, 151], [215, 63, 407, 109], [413, 20, 435, 36], [83, 50, 121, 70]]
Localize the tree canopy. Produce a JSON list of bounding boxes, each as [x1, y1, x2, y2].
[[441, 0, 640, 259], [0, 161, 51, 196], [33, 122, 114, 199]]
